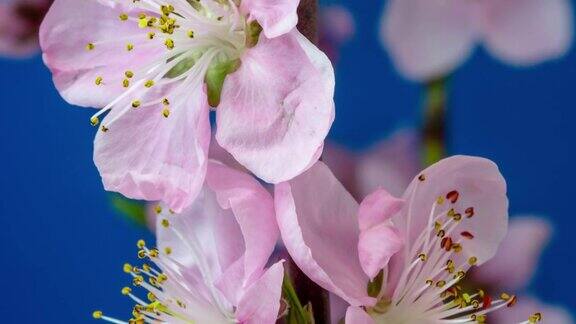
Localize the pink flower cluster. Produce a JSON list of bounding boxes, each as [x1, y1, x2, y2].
[[19, 0, 572, 323]]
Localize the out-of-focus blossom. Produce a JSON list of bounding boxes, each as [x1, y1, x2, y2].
[[319, 5, 355, 62], [323, 129, 420, 199], [40, 0, 335, 212], [474, 217, 574, 324], [381, 0, 573, 81], [0, 0, 50, 57], [96, 160, 284, 324], [275, 156, 552, 323]]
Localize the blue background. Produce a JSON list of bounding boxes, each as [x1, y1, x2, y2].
[[0, 0, 574, 322]]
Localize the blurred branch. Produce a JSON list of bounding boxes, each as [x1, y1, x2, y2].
[[422, 78, 448, 166]]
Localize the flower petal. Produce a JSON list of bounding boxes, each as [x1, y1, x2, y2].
[[397, 155, 508, 264], [473, 216, 551, 290], [40, 0, 164, 107], [275, 162, 374, 306], [156, 188, 239, 300], [387, 156, 508, 293], [94, 85, 210, 213], [358, 189, 404, 231], [482, 0, 573, 66], [236, 261, 285, 324], [206, 160, 279, 285], [241, 0, 299, 38], [216, 30, 335, 184], [380, 0, 479, 81], [358, 222, 404, 280], [345, 306, 375, 324]]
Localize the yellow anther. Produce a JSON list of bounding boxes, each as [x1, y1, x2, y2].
[[121, 287, 132, 295], [86, 43, 95, 51], [147, 32, 155, 39], [436, 280, 446, 288], [125, 70, 134, 78], [132, 100, 141, 108], [123, 263, 133, 273], [161, 219, 170, 228], [468, 256, 478, 266], [162, 98, 170, 106], [137, 239, 146, 248], [95, 76, 103, 86], [138, 17, 149, 28], [161, 5, 174, 15], [529, 313, 542, 323], [164, 38, 174, 49], [92, 310, 103, 319], [144, 80, 155, 88], [119, 13, 128, 21], [149, 249, 159, 258], [133, 275, 144, 286], [126, 43, 134, 51], [164, 247, 172, 255], [462, 293, 471, 303], [436, 196, 445, 205], [162, 107, 170, 118], [123, 79, 130, 88], [154, 205, 162, 214], [142, 264, 151, 272], [500, 292, 511, 301], [418, 253, 427, 261], [90, 116, 100, 126], [187, 30, 195, 38], [101, 125, 109, 133], [137, 250, 147, 259], [147, 292, 157, 302], [157, 273, 168, 283]]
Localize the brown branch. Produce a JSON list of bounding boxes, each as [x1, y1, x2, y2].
[[297, 0, 318, 44]]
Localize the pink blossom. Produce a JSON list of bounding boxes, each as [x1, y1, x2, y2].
[[40, 0, 335, 212], [275, 156, 555, 323], [381, 0, 573, 81], [0, 0, 50, 57], [97, 160, 284, 324]]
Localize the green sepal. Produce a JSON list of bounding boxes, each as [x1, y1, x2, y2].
[[367, 270, 384, 298], [109, 193, 147, 228], [205, 59, 241, 107], [246, 20, 263, 48]]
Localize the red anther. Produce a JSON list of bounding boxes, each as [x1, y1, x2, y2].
[[465, 207, 475, 218], [482, 295, 492, 309], [441, 237, 453, 251], [461, 231, 474, 239], [446, 191, 459, 203]]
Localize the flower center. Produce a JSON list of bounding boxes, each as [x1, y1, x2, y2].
[[367, 178, 541, 324], [86, 0, 256, 131], [92, 216, 236, 324]]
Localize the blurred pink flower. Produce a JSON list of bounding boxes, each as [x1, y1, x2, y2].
[[474, 217, 574, 323], [0, 0, 50, 57], [275, 156, 552, 323], [323, 129, 420, 199], [40, 0, 335, 213], [104, 160, 284, 324], [319, 5, 355, 62], [381, 0, 573, 81]]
